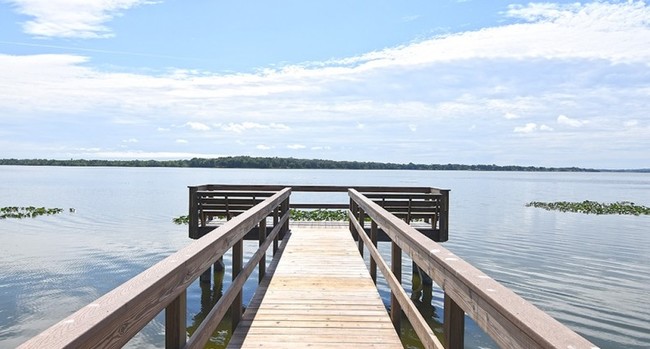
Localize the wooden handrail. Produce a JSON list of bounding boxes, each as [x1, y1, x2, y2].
[[348, 189, 596, 349], [348, 209, 444, 349], [184, 210, 290, 349], [19, 188, 291, 349]]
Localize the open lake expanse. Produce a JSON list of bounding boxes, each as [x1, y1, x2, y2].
[[1, 166, 648, 348]]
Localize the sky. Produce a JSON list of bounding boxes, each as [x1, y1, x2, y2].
[[0, 0, 649, 169]]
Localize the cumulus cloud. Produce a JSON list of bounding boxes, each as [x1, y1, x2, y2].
[[557, 115, 586, 127], [185, 122, 211, 131], [514, 123, 553, 133], [503, 112, 520, 120], [256, 144, 272, 150], [175, 139, 188, 144], [221, 122, 290, 134], [287, 144, 306, 149], [5, 0, 157, 38]]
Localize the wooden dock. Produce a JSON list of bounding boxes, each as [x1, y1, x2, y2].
[[228, 224, 403, 348], [18, 185, 598, 349]]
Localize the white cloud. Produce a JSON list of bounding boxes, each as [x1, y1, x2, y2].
[[157, 127, 170, 132], [221, 122, 290, 134], [256, 144, 272, 150], [557, 114, 586, 127], [122, 138, 138, 143], [5, 0, 157, 38], [70, 150, 223, 159], [503, 112, 520, 120], [624, 120, 639, 127], [408, 124, 417, 132], [514, 123, 539, 133], [287, 144, 306, 149], [514, 123, 553, 133], [175, 139, 188, 144], [185, 122, 211, 131]]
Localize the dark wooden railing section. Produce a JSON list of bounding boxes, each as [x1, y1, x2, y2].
[[18, 188, 292, 349], [347, 189, 596, 349], [189, 184, 450, 242]]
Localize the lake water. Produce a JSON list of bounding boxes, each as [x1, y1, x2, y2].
[[0, 166, 648, 348]]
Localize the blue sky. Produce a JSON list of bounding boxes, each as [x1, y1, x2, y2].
[[0, 0, 648, 169]]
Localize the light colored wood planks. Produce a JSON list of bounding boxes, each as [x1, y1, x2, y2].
[[228, 226, 402, 348]]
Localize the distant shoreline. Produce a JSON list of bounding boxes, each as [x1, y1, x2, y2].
[[2, 157, 647, 172]]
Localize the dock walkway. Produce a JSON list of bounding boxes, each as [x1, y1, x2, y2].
[[228, 224, 403, 348]]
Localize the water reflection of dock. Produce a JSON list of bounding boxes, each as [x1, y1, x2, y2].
[[19, 185, 597, 349]]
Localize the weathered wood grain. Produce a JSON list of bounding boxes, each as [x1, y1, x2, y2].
[[349, 189, 596, 349], [228, 226, 402, 348], [18, 188, 291, 349]]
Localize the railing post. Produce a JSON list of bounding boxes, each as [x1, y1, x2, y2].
[[439, 190, 450, 241], [188, 186, 199, 239], [165, 290, 186, 349], [258, 218, 267, 282], [231, 239, 243, 332], [349, 198, 359, 241], [282, 197, 290, 236], [357, 208, 365, 256], [370, 220, 378, 284], [273, 207, 279, 255], [391, 241, 402, 334], [444, 293, 465, 349]]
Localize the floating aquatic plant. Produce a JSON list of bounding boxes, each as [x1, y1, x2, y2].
[[172, 215, 190, 224], [173, 209, 350, 225], [1, 206, 65, 219], [290, 209, 348, 221], [526, 201, 650, 215]]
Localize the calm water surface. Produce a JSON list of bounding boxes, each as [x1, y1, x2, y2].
[[0, 166, 648, 348]]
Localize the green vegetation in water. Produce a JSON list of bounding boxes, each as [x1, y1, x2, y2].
[[1, 206, 65, 219], [173, 215, 190, 224], [526, 201, 650, 215], [290, 209, 348, 221], [173, 209, 349, 225]]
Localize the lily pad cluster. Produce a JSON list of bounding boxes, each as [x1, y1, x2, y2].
[[526, 201, 650, 215], [1, 206, 64, 219], [173, 209, 349, 225], [290, 209, 348, 221]]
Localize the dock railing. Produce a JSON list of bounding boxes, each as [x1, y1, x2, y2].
[[189, 184, 449, 241], [347, 188, 596, 349], [18, 188, 292, 349]]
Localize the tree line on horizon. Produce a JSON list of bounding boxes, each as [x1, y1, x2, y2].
[[0, 156, 602, 172]]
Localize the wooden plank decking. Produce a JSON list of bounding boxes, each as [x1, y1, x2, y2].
[[228, 224, 403, 348]]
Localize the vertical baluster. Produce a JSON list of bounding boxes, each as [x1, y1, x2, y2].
[[273, 207, 279, 255], [444, 293, 465, 349], [231, 239, 243, 332], [357, 208, 365, 255], [258, 218, 266, 282], [370, 220, 378, 284], [165, 290, 186, 349], [391, 241, 402, 334]]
